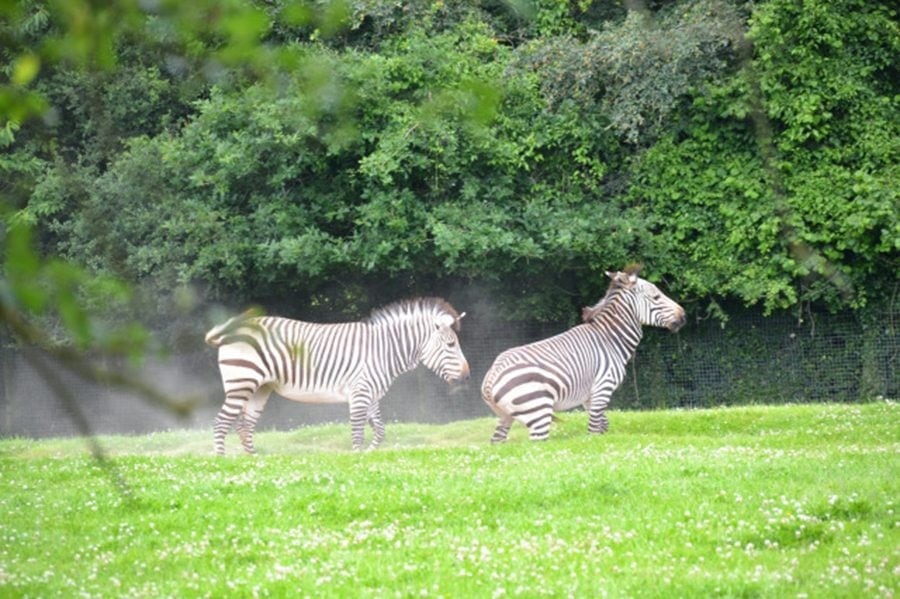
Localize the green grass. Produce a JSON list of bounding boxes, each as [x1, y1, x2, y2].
[[1, 402, 897, 598]]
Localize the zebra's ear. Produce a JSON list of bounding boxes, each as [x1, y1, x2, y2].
[[624, 262, 643, 276], [607, 270, 638, 288], [436, 313, 456, 328]]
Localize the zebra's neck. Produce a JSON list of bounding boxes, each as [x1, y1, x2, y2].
[[381, 320, 427, 376], [587, 290, 643, 360]]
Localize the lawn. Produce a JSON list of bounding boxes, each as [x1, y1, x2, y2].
[[1, 402, 897, 597]]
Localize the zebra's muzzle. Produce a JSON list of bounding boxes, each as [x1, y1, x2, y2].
[[446, 361, 470, 383], [668, 312, 687, 332]]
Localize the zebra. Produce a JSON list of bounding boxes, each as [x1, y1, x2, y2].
[[205, 298, 470, 454], [481, 267, 685, 442]]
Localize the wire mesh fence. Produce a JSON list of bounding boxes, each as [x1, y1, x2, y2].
[[458, 303, 897, 414], [614, 306, 897, 410], [1, 304, 896, 439]]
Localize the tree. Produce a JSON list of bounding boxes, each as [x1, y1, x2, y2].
[[627, 0, 899, 311]]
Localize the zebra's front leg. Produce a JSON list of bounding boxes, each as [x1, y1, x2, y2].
[[586, 392, 612, 434], [366, 403, 386, 450], [348, 396, 371, 451]]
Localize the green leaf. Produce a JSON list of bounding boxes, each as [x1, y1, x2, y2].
[[12, 53, 40, 86], [4, 222, 46, 313]]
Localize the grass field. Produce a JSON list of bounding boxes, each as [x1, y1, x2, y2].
[[1, 402, 897, 597]]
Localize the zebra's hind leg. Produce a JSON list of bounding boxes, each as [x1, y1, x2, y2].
[[236, 416, 253, 453], [491, 415, 514, 444], [366, 403, 386, 450], [588, 412, 609, 434], [237, 389, 271, 454], [523, 407, 554, 441], [497, 395, 555, 442], [213, 399, 243, 455], [483, 388, 514, 444]]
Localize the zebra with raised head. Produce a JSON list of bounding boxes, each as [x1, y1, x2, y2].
[[481, 267, 685, 442], [206, 298, 470, 454]]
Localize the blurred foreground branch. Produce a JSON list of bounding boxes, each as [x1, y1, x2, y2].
[[2, 292, 200, 493], [1, 298, 199, 417], [1, 292, 197, 496], [18, 343, 132, 496]]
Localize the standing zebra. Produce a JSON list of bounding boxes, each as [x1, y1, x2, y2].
[[206, 298, 470, 454], [481, 268, 685, 442]]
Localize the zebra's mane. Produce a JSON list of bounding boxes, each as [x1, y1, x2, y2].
[[581, 290, 617, 323], [581, 273, 638, 323], [366, 297, 461, 331]]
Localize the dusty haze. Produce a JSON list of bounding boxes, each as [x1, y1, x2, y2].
[[0, 293, 570, 439]]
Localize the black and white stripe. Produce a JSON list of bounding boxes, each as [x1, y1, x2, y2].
[[481, 268, 685, 442], [207, 298, 470, 454]]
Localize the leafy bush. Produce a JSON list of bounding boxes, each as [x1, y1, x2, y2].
[[6, 0, 897, 330]]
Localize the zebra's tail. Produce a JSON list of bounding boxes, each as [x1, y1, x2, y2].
[[204, 308, 261, 348]]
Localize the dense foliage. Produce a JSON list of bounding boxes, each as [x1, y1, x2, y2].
[[2, 0, 898, 333]]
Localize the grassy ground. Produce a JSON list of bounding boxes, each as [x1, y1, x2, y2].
[[1, 402, 897, 597]]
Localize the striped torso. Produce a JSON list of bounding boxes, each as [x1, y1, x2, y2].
[[209, 296, 470, 453], [483, 322, 635, 412], [216, 317, 406, 404]]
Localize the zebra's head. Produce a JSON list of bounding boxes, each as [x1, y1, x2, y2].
[[420, 310, 471, 383], [583, 269, 686, 332], [371, 298, 471, 382]]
